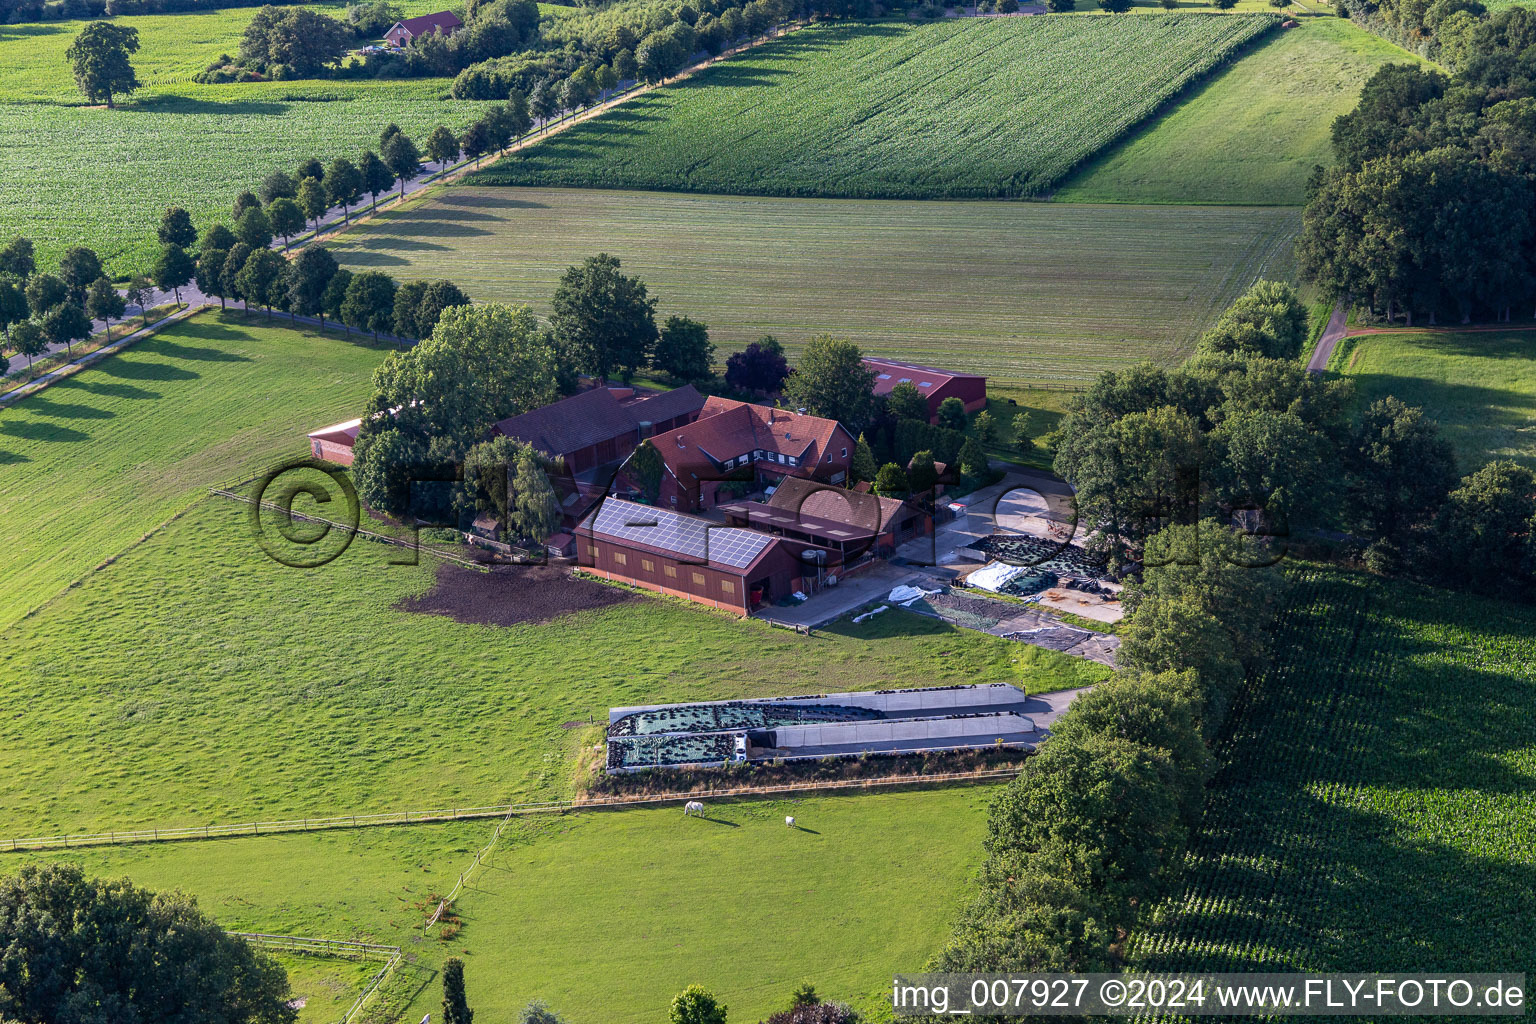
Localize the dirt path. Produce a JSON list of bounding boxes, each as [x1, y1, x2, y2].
[[1307, 299, 1347, 372]]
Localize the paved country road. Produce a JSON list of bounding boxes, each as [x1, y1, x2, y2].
[[1307, 300, 1348, 372]]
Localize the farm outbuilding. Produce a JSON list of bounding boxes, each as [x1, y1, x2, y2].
[[577, 497, 829, 615], [307, 418, 361, 466], [863, 358, 987, 424]]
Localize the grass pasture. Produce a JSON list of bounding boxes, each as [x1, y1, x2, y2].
[[0, 311, 392, 628], [1135, 569, 1536, 977], [1055, 18, 1421, 206], [8, 787, 995, 1023], [330, 186, 1299, 385], [0, 492, 1104, 837], [473, 15, 1277, 199], [399, 788, 997, 1024], [1331, 329, 1536, 470]]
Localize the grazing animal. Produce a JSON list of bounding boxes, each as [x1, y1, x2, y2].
[[684, 800, 704, 817], [785, 815, 796, 828]]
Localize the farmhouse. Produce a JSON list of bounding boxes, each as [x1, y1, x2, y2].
[[863, 357, 987, 424], [383, 10, 463, 46], [577, 497, 830, 615], [643, 397, 856, 511]]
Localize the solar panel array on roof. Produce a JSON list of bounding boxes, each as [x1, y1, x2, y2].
[[591, 499, 773, 570]]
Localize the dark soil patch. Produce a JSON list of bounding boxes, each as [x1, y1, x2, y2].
[[397, 562, 635, 626]]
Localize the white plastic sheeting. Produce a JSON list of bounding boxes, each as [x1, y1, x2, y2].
[[966, 561, 1027, 593]]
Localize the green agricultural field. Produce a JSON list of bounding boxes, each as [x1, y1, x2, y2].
[[0, 81, 495, 276], [1134, 569, 1536, 976], [0, 0, 461, 104], [330, 186, 1299, 386], [1056, 19, 1421, 205], [1332, 329, 1536, 470], [398, 788, 998, 1024], [0, 491, 1105, 837], [473, 15, 1276, 199], [7, 786, 994, 1023], [0, 312, 393, 628]]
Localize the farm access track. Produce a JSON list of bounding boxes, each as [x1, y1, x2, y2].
[[0, 768, 1021, 854]]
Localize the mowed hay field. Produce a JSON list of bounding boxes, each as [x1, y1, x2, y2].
[[474, 15, 1276, 199], [0, 82, 495, 276], [0, 312, 392, 628], [0, 492, 1105, 837], [331, 187, 1299, 385], [1135, 570, 1536, 977], [1056, 19, 1422, 205], [1332, 329, 1536, 470]]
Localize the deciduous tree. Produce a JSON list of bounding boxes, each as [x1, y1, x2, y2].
[[297, 176, 328, 230], [57, 245, 102, 305], [342, 269, 397, 339], [724, 337, 788, 393], [669, 985, 726, 1024], [65, 21, 140, 107], [782, 335, 876, 429], [266, 197, 305, 249], [158, 205, 197, 248], [153, 243, 195, 306], [0, 863, 295, 1024], [324, 157, 363, 224], [287, 244, 339, 328], [550, 253, 657, 381], [234, 247, 288, 319], [86, 275, 125, 341], [235, 206, 273, 249], [42, 299, 92, 356], [382, 130, 421, 200], [653, 315, 713, 381], [360, 150, 394, 211]]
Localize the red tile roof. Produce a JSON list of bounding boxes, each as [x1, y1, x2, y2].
[[648, 398, 849, 484], [393, 10, 462, 36], [862, 357, 984, 398]]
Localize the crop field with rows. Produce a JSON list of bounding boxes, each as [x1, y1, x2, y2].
[[1134, 569, 1536, 975], [330, 186, 1299, 386], [0, 81, 495, 275], [473, 14, 1277, 199], [0, 0, 476, 104]]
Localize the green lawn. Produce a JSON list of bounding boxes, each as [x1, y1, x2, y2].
[[1331, 329, 1536, 470], [401, 787, 997, 1024], [0, 0, 459, 104], [1055, 18, 1422, 205], [0, 492, 1103, 837], [472, 16, 1275, 199], [330, 186, 1299, 386], [1135, 568, 1536, 977], [0, 311, 392, 629], [5, 786, 995, 1023]]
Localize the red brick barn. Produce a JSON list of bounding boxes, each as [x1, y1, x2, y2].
[[577, 498, 828, 614], [307, 418, 361, 466], [863, 358, 987, 424]]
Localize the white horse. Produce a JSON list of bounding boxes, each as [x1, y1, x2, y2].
[[684, 801, 705, 817], [785, 815, 796, 828]]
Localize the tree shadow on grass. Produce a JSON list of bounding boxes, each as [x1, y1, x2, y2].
[[437, 193, 550, 211], [353, 235, 458, 253], [19, 394, 115, 420], [0, 418, 90, 443], [66, 379, 161, 400], [131, 95, 295, 117], [0, 449, 29, 465], [1345, 372, 1536, 468], [97, 358, 199, 382]]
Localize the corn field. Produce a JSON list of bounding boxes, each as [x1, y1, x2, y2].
[[1133, 569, 1536, 979], [476, 14, 1278, 199]]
